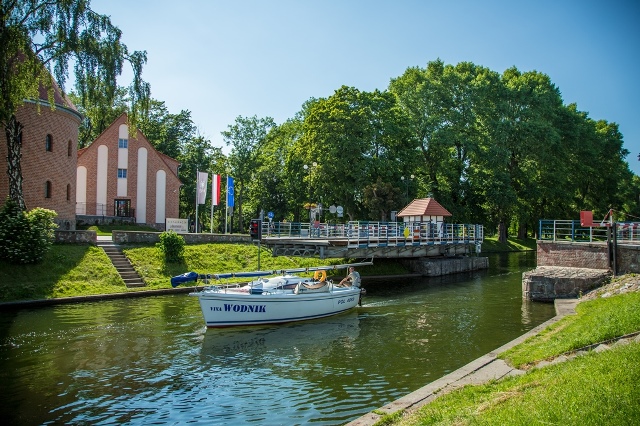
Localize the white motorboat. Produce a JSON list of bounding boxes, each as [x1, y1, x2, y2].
[[171, 261, 371, 327]]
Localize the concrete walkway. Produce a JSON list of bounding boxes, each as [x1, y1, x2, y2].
[[346, 299, 580, 426]]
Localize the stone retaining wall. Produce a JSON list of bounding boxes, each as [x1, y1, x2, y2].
[[112, 231, 250, 245], [615, 244, 640, 274], [522, 266, 610, 301], [54, 230, 97, 244], [404, 256, 489, 277]]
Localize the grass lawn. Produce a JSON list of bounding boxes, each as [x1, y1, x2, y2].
[[393, 342, 640, 425], [500, 291, 640, 368], [0, 245, 126, 301]]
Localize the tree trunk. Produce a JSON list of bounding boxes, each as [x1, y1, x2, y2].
[[498, 221, 508, 244], [4, 115, 26, 211], [517, 223, 527, 240]]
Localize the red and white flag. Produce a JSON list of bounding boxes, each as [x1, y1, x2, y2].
[[211, 174, 221, 206]]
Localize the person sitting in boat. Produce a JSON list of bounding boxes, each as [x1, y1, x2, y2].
[[339, 267, 361, 288]]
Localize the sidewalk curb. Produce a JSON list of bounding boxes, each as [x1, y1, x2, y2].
[[346, 299, 579, 426]]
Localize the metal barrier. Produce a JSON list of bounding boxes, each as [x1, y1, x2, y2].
[[538, 219, 640, 243], [262, 221, 483, 248]]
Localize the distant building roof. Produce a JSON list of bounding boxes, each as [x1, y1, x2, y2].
[[397, 198, 452, 217]]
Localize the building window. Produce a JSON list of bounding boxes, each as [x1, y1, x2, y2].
[[45, 134, 53, 152], [118, 168, 127, 179], [45, 181, 52, 198], [118, 138, 128, 148], [68, 140, 72, 157], [66, 184, 70, 201]]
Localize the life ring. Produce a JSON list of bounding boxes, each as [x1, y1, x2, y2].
[[313, 270, 327, 282]]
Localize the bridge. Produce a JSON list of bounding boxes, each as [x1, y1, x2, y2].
[[257, 221, 484, 259]]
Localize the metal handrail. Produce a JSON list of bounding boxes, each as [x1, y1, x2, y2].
[[261, 221, 483, 248], [538, 219, 640, 243]]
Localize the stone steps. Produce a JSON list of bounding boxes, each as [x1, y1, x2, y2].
[[97, 240, 146, 288]]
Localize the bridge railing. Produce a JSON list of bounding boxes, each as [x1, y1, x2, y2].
[[262, 221, 483, 247], [538, 219, 640, 243]]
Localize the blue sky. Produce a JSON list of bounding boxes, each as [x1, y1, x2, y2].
[[92, 0, 640, 174]]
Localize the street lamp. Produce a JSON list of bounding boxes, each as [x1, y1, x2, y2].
[[303, 162, 317, 222], [401, 174, 414, 204]]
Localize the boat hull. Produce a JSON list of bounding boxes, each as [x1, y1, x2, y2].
[[192, 286, 362, 327]]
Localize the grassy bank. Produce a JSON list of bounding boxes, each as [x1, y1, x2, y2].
[[379, 279, 640, 425], [0, 241, 408, 302], [481, 236, 536, 252]]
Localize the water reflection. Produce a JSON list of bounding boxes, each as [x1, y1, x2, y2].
[[201, 312, 361, 359]]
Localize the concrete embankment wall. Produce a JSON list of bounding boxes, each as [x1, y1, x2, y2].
[[403, 256, 489, 277]]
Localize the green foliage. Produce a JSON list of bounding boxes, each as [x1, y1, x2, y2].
[[223, 115, 277, 231], [1, 0, 148, 209], [0, 198, 57, 264], [157, 231, 185, 263]]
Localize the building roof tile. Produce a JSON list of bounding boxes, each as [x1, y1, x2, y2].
[[397, 198, 452, 217]]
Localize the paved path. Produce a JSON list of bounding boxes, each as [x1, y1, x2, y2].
[[346, 299, 579, 426]]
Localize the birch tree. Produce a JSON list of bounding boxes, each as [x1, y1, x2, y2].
[[0, 0, 149, 210]]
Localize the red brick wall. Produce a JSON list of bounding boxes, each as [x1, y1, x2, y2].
[[536, 241, 609, 270], [0, 101, 81, 229]]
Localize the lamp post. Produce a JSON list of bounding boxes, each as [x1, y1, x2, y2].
[[303, 162, 317, 222], [401, 174, 414, 204]]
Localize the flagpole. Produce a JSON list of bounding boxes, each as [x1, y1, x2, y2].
[[195, 168, 199, 233], [210, 202, 214, 234], [225, 174, 228, 234], [210, 174, 220, 234]]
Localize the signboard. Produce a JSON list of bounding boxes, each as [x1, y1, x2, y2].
[[268, 211, 274, 219], [166, 218, 189, 233]]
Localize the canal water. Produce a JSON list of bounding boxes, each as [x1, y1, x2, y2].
[[0, 252, 554, 425]]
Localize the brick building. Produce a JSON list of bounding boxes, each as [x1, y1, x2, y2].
[[76, 113, 181, 229], [0, 84, 82, 230]]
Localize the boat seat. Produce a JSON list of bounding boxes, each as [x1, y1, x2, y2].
[[294, 282, 330, 294], [301, 282, 328, 290]]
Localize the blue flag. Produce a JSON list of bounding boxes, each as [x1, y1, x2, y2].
[[227, 176, 235, 207]]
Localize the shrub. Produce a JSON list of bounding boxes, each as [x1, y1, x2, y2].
[[157, 230, 185, 262], [0, 198, 58, 264]]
